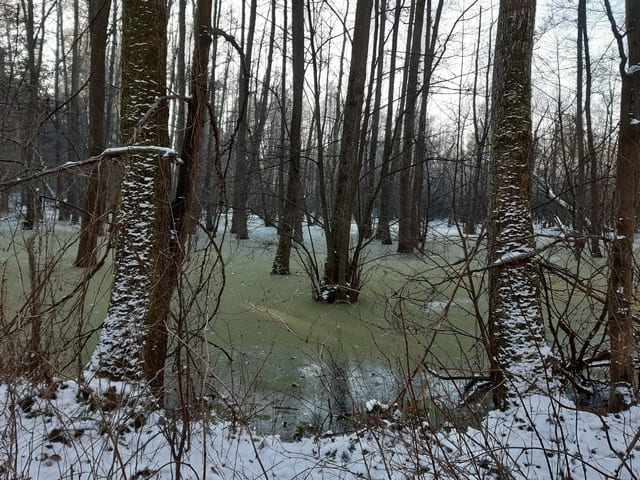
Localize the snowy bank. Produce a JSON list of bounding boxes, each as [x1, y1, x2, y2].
[[1, 381, 639, 479]]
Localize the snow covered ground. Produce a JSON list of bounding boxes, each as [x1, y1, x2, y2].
[[1, 380, 638, 479]]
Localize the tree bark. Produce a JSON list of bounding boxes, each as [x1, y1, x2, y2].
[[175, 0, 187, 149], [375, 0, 402, 244], [397, 0, 425, 253], [142, 0, 213, 395], [88, 0, 171, 385], [75, 0, 112, 268], [272, 0, 303, 275], [605, 0, 640, 412], [323, 0, 373, 303], [488, 0, 551, 408]]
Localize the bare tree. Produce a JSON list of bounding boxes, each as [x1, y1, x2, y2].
[[411, 0, 444, 248], [276, 0, 288, 234], [464, 6, 491, 236], [272, 0, 303, 275], [88, 0, 172, 385], [140, 0, 214, 395], [21, 0, 46, 230], [488, 0, 551, 407], [356, 0, 385, 240], [231, 0, 257, 239], [322, 0, 373, 302], [75, 0, 112, 268], [574, 0, 587, 257], [375, 0, 403, 244], [604, 0, 639, 412], [581, 0, 602, 258], [397, 0, 426, 253]]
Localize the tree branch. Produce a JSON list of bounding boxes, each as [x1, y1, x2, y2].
[[0, 146, 181, 191]]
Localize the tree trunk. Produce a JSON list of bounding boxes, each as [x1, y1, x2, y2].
[[397, 0, 425, 253], [175, 0, 187, 149], [375, 0, 402, 244], [202, 0, 222, 232], [88, 0, 171, 385], [464, 6, 491, 236], [22, 0, 43, 231], [251, 0, 277, 226], [142, 0, 213, 395], [231, 0, 257, 239], [276, 0, 288, 235], [104, 1, 121, 232], [574, 0, 586, 257], [356, 0, 385, 240], [326, 11, 349, 199], [106, 1, 119, 144], [582, 1, 602, 258], [75, 0, 112, 268], [488, 0, 551, 408], [323, 0, 372, 303], [605, 0, 640, 412], [308, 1, 330, 236], [272, 0, 303, 275], [411, 0, 443, 247]]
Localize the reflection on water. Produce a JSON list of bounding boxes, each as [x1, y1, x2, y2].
[[181, 349, 481, 441]]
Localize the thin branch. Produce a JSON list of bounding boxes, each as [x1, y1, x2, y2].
[[0, 146, 181, 191], [603, 0, 627, 76]]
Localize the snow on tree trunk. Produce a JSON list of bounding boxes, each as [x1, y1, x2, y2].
[[88, 0, 170, 383], [606, 0, 640, 413], [488, 0, 551, 408]]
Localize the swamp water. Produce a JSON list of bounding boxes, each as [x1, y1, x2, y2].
[[173, 223, 486, 439], [4, 220, 593, 439]]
